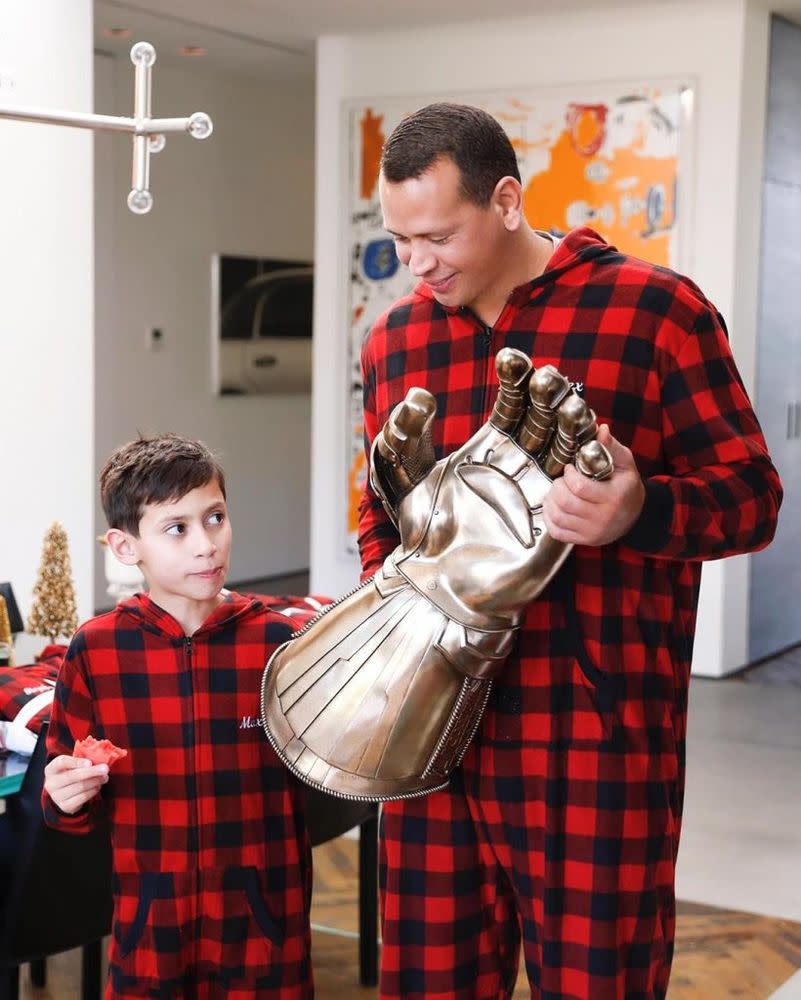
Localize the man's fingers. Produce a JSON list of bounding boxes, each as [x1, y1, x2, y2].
[[543, 425, 645, 546], [561, 462, 609, 501], [594, 424, 635, 470], [542, 502, 587, 540]]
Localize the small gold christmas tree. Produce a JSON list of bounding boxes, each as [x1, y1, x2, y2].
[[27, 521, 80, 642], [0, 594, 14, 665]]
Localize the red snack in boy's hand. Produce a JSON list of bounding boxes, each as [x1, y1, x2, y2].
[[73, 735, 128, 768]]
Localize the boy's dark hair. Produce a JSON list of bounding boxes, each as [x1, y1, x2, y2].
[[380, 102, 521, 207], [100, 434, 226, 536]]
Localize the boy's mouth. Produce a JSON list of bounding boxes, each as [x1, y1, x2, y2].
[[192, 568, 222, 579]]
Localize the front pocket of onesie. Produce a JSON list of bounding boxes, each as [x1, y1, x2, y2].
[[487, 653, 616, 747], [198, 866, 284, 985], [110, 871, 195, 991]]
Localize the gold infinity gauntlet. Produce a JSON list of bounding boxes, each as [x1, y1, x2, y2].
[[261, 349, 613, 801]]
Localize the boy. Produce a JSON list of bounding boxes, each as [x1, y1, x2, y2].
[[43, 434, 313, 999]]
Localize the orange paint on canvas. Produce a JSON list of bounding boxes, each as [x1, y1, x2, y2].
[[360, 109, 385, 201], [522, 127, 677, 265], [347, 450, 367, 534]]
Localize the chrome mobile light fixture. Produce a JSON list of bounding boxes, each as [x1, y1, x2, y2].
[[0, 41, 213, 215]]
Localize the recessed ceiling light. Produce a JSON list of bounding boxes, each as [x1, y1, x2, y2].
[[103, 26, 132, 39], [179, 46, 207, 57]]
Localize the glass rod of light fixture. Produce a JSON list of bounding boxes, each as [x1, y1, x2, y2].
[[0, 41, 213, 215]]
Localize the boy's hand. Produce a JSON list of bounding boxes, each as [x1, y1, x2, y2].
[[44, 754, 109, 814]]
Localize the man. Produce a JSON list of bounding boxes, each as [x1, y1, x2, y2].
[[358, 102, 781, 1000]]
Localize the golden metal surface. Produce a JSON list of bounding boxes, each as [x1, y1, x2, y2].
[[262, 350, 613, 800]]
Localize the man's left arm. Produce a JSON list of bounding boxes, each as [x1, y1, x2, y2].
[[544, 306, 783, 560]]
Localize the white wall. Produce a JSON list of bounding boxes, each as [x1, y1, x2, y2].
[[0, 1, 95, 626], [94, 54, 316, 607], [311, 0, 771, 676]]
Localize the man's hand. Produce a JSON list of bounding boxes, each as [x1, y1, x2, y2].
[[44, 754, 108, 815], [543, 424, 645, 546]]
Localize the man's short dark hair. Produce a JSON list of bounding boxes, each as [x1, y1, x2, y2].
[[380, 102, 521, 207], [100, 434, 226, 536]]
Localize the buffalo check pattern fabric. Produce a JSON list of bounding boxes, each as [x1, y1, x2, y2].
[[360, 228, 782, 999], [0, 646, 65, 753], [43, 592, 313, 1000]]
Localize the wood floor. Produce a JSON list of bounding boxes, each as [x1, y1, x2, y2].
[[17, 836, 801, 999]]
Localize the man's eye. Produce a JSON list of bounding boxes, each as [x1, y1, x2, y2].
[[432, 236, 451, 245], [166, 524, 185, 536]]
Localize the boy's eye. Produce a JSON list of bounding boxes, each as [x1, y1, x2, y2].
[[208, 511, 225, 526], [165, 523, 185, 536]]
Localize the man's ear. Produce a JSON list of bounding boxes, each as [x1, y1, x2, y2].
[[106, 528, 140, 566], [493, 176, 524, 232]]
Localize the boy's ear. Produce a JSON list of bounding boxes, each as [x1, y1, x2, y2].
[[106, 528, 140, 566]]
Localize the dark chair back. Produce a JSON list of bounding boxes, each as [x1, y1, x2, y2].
[[0, 723, 113, 964], [301, 785, 376, 848]]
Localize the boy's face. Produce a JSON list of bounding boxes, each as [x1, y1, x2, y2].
[[110, 479, 231, 615]]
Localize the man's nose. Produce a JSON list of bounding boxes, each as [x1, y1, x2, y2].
[[408, 244, 436, 277]]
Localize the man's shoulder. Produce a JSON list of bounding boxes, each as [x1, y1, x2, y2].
[[590, 246, 716, 319]]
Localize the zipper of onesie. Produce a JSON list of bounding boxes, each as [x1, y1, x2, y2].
[[183, 634, 201, 974], [479, 323, 493, 419]]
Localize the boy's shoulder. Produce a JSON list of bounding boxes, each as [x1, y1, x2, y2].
[[230, 591, 325, 641], [67, 605, 132, 656], [223, 591, 303, 640]]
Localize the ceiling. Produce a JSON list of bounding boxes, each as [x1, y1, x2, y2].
[[95, 0, 801, 84]]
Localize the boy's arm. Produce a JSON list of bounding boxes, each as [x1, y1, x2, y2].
[[42, 634, 106, 834], [622, 305, 783, 560]]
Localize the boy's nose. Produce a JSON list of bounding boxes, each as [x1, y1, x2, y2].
[[195, 532, 217, 556]]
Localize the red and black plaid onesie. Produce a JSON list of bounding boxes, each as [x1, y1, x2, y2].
[[359, 228, 782, 1000], [43, 592, 313, 1000]]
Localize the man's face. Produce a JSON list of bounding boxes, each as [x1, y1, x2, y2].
[[127, 479, 231, 613], [380, 157, 508, 315]]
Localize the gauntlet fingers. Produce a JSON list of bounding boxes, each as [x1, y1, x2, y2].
[[517, 364, 571, 456], [491, 352, 614, 480], [374, 387, 437, 496], [576, 438, 614, 480], [489, 348, 533, 433], [542, 392, 598, 477]]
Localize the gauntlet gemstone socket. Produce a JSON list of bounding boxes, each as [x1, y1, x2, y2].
[[261, 349, 613, 801]]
